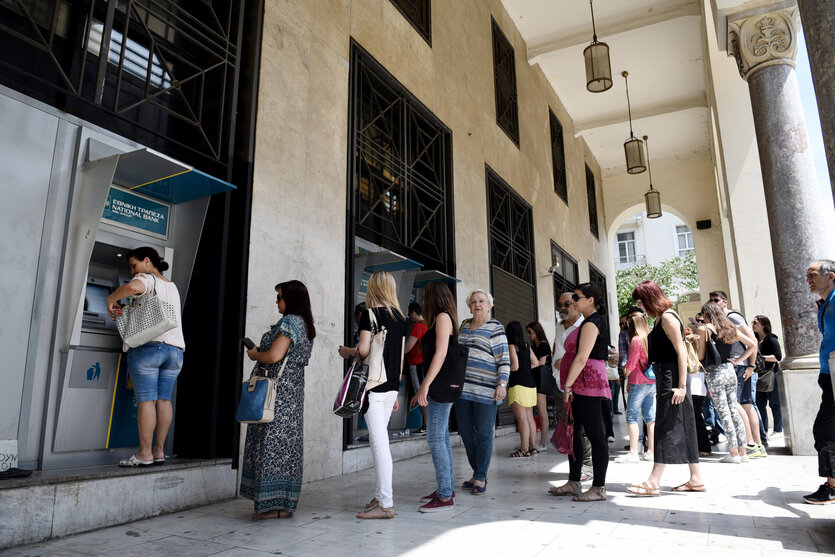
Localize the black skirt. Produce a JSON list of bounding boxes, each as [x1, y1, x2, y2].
[[653, 361, 700, 464]]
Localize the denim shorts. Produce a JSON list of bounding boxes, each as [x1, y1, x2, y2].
[[127, 342, 183, 402], [735, 365, 758, 405], [625, 383, 656, 424]]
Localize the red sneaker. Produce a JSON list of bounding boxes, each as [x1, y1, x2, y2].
[[418, 496, 455, 513], [420, 490, 455, 503]]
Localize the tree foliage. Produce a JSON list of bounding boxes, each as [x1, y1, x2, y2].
[[615, 252, 699, 317]]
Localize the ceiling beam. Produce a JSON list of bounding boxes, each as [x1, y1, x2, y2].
[[528, 1, 702, 64], [573, 93, 707, 135]]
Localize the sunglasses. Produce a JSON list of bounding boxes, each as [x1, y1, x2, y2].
[[572, 294, 587, 302], [709, 298, 722, 303], [276, 293, 283, 303], [559, 301, 573, 308]]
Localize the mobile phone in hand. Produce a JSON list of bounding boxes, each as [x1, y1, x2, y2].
[[241, 337, 255, 351]]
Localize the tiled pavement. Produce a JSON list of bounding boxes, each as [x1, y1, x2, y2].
[[4, 417, 834, 556]]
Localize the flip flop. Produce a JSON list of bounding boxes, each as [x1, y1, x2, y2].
[[119, 454, 153, 467], [626, 482, 661, 497], [672, 481, 707, 492]]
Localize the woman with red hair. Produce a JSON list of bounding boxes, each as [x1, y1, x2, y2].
[[626, 281, 705, 496]]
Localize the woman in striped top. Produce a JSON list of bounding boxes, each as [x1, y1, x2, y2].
[[455, 289, 510, 495]]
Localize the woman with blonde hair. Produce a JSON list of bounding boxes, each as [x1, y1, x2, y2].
[[338, 271, 408, 518], [696, 302, 755, 463], [455, 288, 510, 495], [615, 311, 656, 463]]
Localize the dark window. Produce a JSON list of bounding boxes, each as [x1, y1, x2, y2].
[[551, 242, 578, 308], [549, 109, 567, 203], [0, 0, 251, 176], [588, 262, 611, 344], [349, 42, 454, 273], [586, 164, 599, 239], [487, 166, 534, 284], [389, 0, 431, 45], [491, 18, 519, 146]]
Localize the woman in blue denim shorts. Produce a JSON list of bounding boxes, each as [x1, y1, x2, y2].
[[106, 247, 185, 467], [615, 312, 656, 463]]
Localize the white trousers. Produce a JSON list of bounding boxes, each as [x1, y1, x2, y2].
[[365, 390, 398, 508]]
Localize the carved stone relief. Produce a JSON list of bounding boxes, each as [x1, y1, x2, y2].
[[727, 7, 799, 81]]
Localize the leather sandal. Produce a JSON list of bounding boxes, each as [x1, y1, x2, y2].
[[626, 482, 661, 497], [357, 505, 394, 519], [548, 480, 582, 496], [672, 481, 707, 492], [573, 486, 606, 502], [509, 449, 530, 458], [364, 497, 379, 511]]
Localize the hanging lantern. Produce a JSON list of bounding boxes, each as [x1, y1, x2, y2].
[[584, 0, 612, 93], [622, 71, 646, 174], [643, 135, 662, 218]]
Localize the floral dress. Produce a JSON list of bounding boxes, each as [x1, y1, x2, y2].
[[240, 315, 313, 512]]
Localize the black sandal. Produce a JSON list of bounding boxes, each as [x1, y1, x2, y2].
[[528, 448, 539, 455], [509, 449, 530, 458]]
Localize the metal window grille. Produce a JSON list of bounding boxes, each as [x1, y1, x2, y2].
[[487, 166, 534, 284], [0, 0, 247, 174], [349, 43, 453, 271], [549, 109, 567, 203], [551, 241, 578, 309], [588, 262, 611, 343], [586, 164, 599, 239], [491, 18, 519, 147], [389, 0, 431, 45]]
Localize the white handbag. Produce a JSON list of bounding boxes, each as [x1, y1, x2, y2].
[[364, 308, 388, 390], [115, 275, 179, 348]]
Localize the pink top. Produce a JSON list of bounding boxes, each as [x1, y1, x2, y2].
[[559, 327, 611, 398], [624, 336, 654, 385]]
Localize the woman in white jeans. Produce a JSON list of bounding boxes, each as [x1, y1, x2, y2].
[[338, 271, 407, 518]]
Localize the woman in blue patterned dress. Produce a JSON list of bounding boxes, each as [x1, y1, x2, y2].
[[241, 280, 315, 519]]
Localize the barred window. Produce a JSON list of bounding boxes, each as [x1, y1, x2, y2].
[[549, 110, 567, 203], [551, 242, 578, 309], [588, 263, 611, 343], [487, 167, 534, 284], [389, 0, 431, 45], [491, 19, 519, 147], [586, 164, 599, 239]]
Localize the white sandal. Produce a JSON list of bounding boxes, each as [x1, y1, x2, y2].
[[119, 454, 153, 467]]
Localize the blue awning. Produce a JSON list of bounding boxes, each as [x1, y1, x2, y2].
[[104, 147, 236, 204]]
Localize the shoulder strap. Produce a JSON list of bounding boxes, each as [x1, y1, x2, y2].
[[727, 310, 748, 325], [368, 307, 378, 332]]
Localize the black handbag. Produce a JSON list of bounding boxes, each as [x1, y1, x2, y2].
[[422, 314, 470, 403], [702, 334, 723, 371]]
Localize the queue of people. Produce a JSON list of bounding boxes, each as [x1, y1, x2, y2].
[[108, 249, 830, 523]]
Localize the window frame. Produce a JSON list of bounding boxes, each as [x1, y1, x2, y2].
[[549, 109, 568, 204], [616, 231, 637, 264], [491, 18, 520, 147], [585, 164, 599, 239], [388, 0, 432, 45], [676, 225, 695, 257]]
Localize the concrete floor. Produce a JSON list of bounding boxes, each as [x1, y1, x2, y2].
[[4, 415, 834, 557]]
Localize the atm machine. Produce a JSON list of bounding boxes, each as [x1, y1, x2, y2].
[[40, 129, 235, 470]]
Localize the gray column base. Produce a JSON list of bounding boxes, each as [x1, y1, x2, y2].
[[779, 354, 821, 456]]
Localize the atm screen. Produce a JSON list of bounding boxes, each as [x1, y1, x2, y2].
[[84, 284, 111, 314]]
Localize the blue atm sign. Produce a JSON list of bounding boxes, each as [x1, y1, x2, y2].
[[102, 187, 169, 237]]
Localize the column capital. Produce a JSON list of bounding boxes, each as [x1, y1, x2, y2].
[[727, 7, 799, 81]]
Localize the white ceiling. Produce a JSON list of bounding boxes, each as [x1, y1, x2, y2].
[[501, 0, 711, 175]]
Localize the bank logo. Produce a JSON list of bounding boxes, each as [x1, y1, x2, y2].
[[87, 362, 102, 382]]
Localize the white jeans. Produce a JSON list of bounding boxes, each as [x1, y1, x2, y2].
[[365, 390, 398, 508]]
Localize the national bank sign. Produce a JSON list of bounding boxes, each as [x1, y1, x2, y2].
[[102, 186, 170, 237]]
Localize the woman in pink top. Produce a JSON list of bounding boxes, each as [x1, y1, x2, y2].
[[615, 312, 656, 463], [548, 283, 611, 502]]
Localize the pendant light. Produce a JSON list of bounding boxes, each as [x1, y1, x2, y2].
[[622, 71, 646, 174], [643, 135, 662, 218], [584, 0, 612, 93]]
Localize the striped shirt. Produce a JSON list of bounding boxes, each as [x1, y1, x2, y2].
[[458, 318, 510, 404]]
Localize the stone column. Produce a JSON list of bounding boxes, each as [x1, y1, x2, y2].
[[728, 7, 835, 455], [796, 0, 835, 200]]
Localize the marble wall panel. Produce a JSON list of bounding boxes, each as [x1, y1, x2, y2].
[[0, 485, 55, 549]]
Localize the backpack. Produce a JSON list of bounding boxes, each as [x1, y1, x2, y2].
[[683, 333, 705, 375]]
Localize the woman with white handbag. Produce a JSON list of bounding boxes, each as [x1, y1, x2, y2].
[[106, 247, 184, 468], [338, 271, 407, 519]]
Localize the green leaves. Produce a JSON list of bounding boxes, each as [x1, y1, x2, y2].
[[615, 252, 699, 317]]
